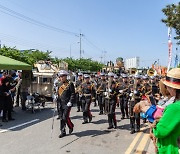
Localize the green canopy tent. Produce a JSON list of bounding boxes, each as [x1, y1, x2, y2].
[[0, 55, 32, 70]]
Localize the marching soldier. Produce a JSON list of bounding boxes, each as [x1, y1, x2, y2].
[[94, 74, 100, 107], [90, 74, 98, 107], [81, 74, 96, 124], [118, 74, 129, 119], [97, 72, 107, 115], [75, 72, 83, 112], [115, 75, 122, 108], [129, 75, 142, 134], [57, 70, 75, 138], [113, 75, 119, 82], [106, 72, 118, 129]]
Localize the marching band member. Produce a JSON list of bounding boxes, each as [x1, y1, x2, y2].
[[81, 74, 96, 124], [57, 70, 75, 138], [106, 72, 118, 129], [118, 74, 130, 119], [129, 75, 142, 134], [97, 72, 107, 115], [75, 72, 83, 112]]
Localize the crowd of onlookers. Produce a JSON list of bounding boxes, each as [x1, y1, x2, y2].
[[0, 70, 23, 126]]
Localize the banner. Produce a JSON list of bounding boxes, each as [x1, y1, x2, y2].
[[174, 47, 178, 68], [167, 27, 172, 72]]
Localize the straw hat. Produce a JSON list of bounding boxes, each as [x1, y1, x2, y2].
[[162, 68, 180, 89]]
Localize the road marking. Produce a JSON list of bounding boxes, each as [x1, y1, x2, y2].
[[135, 131, 150, 154], [125, 127, 148, 154], [0, 119, 39, 133]]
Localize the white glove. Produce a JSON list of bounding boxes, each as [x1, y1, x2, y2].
[[129, 93, 133, 97], [108, 88, 112, 93], [134, 90, 137, 94], [79, 94, 83, 97], [103, 92, 107, 96], [8, 90, 11, 95], [67, 102, 72, 107], [119, 90, 123, 93]]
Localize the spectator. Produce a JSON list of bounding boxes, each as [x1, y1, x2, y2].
[[14, 71, 22, 107], [0, 71, 7, 86], [0, 77, 15, 122], [153, 68, 180, 153]]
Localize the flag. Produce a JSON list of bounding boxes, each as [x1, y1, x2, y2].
[[174, 54, 178, 68], [167, 27, 173, 72]]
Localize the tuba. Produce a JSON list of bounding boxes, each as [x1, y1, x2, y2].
[[130, 68, 137, 75], [147, 68, 157, 77]]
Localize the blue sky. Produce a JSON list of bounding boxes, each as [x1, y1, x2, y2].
[[0, 0, 179, 67]]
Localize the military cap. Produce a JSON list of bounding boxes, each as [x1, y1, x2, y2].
[[142, 76, 148, 80], [114, 75, 118, 79], [150, 76, 155, 79], [122, 74, 128, 78], [58, 70, 69, 76], [134, 74, 141, 79], [78, 72, 83, 76], [108, 72, 114, 77], [100, 72, 105, 76], [84, 74, 90, 78]]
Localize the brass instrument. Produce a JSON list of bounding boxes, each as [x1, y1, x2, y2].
[[75, 81, 84, 94], [117, 87, 129, 97], [96, 85, 102, 94], [147, 68, 157, 77], [130, 68, 137, 75], [130, 78, 137, 102]]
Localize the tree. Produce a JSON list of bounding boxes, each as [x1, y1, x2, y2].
[[63, 58, 104, 72], [162, 3, 180, 44], [0, 46, 104, 71], [0, 46, 51, 65]]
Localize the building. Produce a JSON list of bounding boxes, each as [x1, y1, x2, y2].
[[124, 57, 140, 70]]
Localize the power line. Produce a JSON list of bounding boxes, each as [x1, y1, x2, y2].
[[7, 0, 79, 31], [83, 36, 103, 52], [0, 4, 78, 36], [0, 4, 106, 60], [0, 33, 69, 53]]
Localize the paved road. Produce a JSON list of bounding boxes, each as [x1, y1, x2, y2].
[[0, 102, 154, 154]]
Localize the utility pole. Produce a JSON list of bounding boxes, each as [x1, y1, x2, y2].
[[100, 55, 103, 63], [103, 51, 107, 65], [79, 33, 83, 59], [70, 45, 71, 58]]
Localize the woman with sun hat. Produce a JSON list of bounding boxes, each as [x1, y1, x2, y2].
[[153, 68, 180, 154]]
